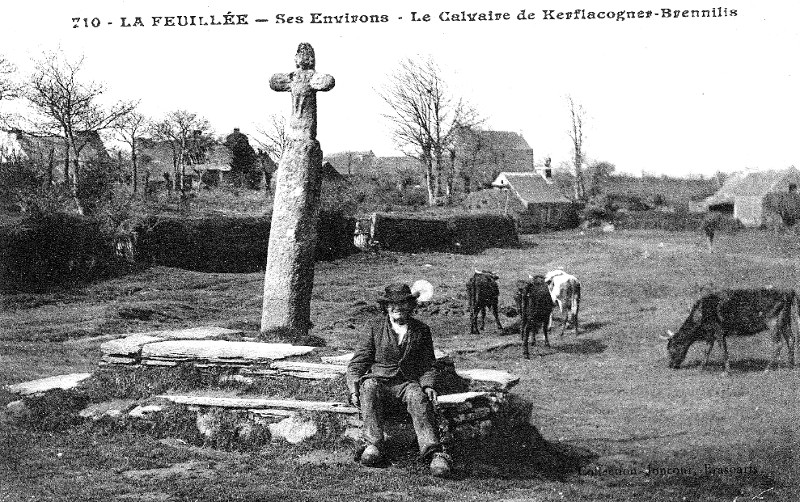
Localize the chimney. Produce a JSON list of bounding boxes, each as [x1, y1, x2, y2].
[[233, 128, 240, 134]]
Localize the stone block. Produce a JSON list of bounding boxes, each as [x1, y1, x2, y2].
[[129, 404, 164, 418], [268, 415, 318, 444]]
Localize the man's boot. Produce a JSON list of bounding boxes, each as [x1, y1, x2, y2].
[[429, 452, 452, 477], [360, 444, 382, 467]]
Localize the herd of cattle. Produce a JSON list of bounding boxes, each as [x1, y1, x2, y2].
[[466, 269, 580, 359], [465, 270, 799, 370]]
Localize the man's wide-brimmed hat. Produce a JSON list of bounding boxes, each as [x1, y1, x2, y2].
[[377, 283, 418, 305]]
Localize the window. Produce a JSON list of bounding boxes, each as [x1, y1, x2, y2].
[[789, 183, 797, 193]]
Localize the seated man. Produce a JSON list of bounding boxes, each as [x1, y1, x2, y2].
[[346, 283, 452, 477]]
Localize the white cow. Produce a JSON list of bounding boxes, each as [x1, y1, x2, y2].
[[544, 270, 581, 336]]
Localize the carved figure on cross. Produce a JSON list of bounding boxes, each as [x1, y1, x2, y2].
[[269, 43, 335, 141]]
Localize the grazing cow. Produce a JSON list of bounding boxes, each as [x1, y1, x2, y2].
[[515, 276, 556, 357], [661, 288, 798, 372], [466, 270, 503, 335], [544, 270, 581, 336]]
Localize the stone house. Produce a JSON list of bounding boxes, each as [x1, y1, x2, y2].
[[453, 129, 535, 191], [702, 166, 800, 227], [464, 171, 578, 233]]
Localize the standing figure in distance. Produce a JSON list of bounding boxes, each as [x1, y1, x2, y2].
[[346, 283, 452, 477]]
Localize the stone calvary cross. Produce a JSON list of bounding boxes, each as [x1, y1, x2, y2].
[[260, 43, 335, 339]]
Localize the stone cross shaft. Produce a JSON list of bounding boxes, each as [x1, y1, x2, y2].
[[261, 43, 335, 339]]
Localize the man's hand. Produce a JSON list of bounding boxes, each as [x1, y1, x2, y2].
[[349, 392, 360, 408], [424, 387, 438, 404]]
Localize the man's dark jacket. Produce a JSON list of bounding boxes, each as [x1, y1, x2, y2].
[[346, 316, 437, 395]]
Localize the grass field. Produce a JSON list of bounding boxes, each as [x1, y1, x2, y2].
[[1, 228, 799, 501]]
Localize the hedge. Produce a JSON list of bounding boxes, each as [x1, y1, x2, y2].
[[137, 211, 357, 273], [1, 211, 358, 290], [371, 212, 518, 253], [610, 209, 706, 231], [0, 213, 117, 291]]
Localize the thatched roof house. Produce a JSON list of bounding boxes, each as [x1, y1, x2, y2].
[[702, 166, 800, 226], [0, 129, 110, 177], [464, 171, 577, 233], [139, 138, 232, 188]]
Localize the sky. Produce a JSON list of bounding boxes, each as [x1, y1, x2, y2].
[[0, 0, 798, 177]]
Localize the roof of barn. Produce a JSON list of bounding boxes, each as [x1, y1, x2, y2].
[[492, 172, 572, 205], [705, 166, 800, 205]]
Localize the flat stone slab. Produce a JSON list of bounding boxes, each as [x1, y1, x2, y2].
[[436, 391, 490, 406], [79, 399, 137, 419], [101, 327, 243, 357], [455, 369, 520, 391], [321, 349, 449, 365], [158, 394, 359, 415], [141, 341, 315, 364], [5, 373, 92, 396], [102, 334, 164, 357]]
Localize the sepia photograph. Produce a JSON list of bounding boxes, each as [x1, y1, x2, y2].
[[1, 1, 798, 500]]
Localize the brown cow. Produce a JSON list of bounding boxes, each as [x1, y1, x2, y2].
[[515, 276, 556, 357], [661, 288, 798, 372], [466, 270, 503, 335]]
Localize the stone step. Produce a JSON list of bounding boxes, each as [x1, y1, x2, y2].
[[241, 361, 346, 380], [5, 373, 93, 396], [321, 349, 450, 365], [157, 394, 360, 415]]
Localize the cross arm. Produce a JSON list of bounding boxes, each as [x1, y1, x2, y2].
[[310, 73, 335, 92], [270, 73, 292, 92]]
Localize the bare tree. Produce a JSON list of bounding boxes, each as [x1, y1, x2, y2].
[[151, 110, 212, 198], [379, 57, 480, 205], [113, 110, 148, 196], [252, 114, 288, 193], [452, 124, 492, 194], [22, 51, 136, 214], [0, 56, 20, 110], [567, 95, 587, 201], [253, 114, 288, 162]]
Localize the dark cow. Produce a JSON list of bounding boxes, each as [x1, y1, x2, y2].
[[466, 270, 503, 335], [662, 288, 798, 372], [515, 276, 555, 358]]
